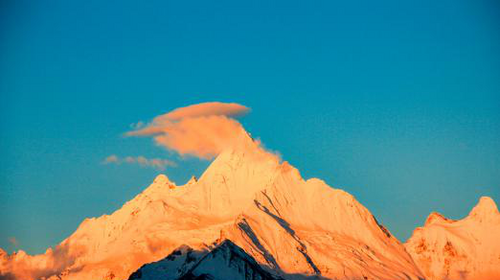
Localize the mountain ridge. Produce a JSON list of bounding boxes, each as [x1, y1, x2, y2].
[[0, 131, 497, 280], [128, 240, 284, 280], [405, 196, 500, 280]]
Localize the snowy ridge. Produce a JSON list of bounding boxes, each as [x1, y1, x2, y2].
[[2, 130, 496, 280], [1, 131, 423, 280], [405, 197, 500, 280], [127, 244, 209, 280], [129, 240, 282, 280]]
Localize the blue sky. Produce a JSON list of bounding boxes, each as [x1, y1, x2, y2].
[[1, 0, 499, 254]]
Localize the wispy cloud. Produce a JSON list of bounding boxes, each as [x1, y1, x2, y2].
[[129, 121, 145, 130], [103, 155, 119, 164], [154, 102, 249, 121], [0, 242, 78, 280], [8, 237, 18, 247], [103, 155, 176, 171], [126, 102, 250, 159]]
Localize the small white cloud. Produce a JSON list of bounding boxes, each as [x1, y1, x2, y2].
[[102, 155, 176, 171], [8, 237, 18, 246], [124, 156, 135, 163], [103, 155, 119, 164], [130, 121, 145, 130]]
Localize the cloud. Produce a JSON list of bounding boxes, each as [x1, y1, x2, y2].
[[0, 242, 81, 280], [103, 155, 176, 171], [126, 102, 250, 159], [130, 121, 145, 130], [8, 237, 18, 247], [103, 155, 119, 164], [155, 102, 249, 121]]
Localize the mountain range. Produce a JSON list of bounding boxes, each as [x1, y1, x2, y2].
[[1, 132, 498, 280]]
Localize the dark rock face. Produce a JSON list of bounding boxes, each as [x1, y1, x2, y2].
[[128, 240, 282, 280]]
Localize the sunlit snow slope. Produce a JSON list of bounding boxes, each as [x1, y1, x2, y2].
[[405, 197, 500, 280], [2, 131, 424, 280]]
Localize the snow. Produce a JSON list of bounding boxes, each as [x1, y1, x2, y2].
[[0, 130, 497, 280], [405, 196, 500, 280], [128, 244, 210, 280], [130, 240, 281, 280]]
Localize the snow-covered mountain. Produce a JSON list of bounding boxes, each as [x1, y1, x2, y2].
[[0, 131, 429, 280], [405, 197, 500, 280], [128, 240, 282, 280]]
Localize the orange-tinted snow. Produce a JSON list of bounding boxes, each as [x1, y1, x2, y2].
[[1, 131, 498, 280], [405, 197, 500, 280]]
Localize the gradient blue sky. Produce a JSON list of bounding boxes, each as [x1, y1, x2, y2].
[[1, 0, 499, 254]]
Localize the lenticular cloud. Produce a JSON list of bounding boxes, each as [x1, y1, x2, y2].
[[126, 102, 250, 159]]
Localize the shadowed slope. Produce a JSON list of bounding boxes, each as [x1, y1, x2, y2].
[[129, 240, 282, 280]]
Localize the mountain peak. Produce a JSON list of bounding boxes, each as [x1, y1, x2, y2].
[[138, 174, 177, 199], [186, 175, 198, 185], [199, 130, 280, 183], [406, 195, 500, 280], [153, 174, 174, 185], [424, 212, 453, 226], [129, 240, 282, 280], [468, 196, 499, 220], [227, 128, 262, 153]]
